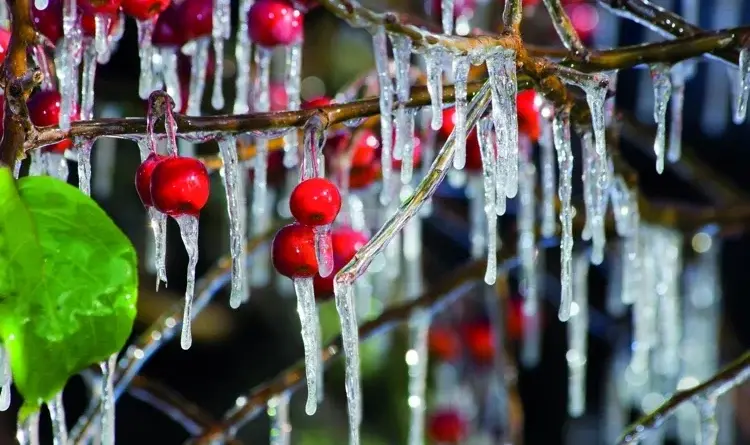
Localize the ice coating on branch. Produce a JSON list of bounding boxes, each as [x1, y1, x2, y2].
[[75, 137, 94, 196], [441, 0, 454, 34], [283, 42, 303, 167], [268, 394, 291, 445], [389, 34, 414, 175], [185, 38, 211, 115], [218, 136, 246, 309], [100, 354, 117, 445], [175, 215, 200, 350], [518, 142, 538, 320], [669, 63, 687, 163], [553, 110, 574, 322], [293, 277, 323, 415], [137, 18, 157, 100], [452, 55, 470, 170], [373, 27, 394, 202], [650, 64, 672, 174], [250, 47, 273, 288], [58, 0, 81, 131], [477, 117, 497, 284], [49, 392, 68, 445], [0, 346, 11, 411], [333, 280, 362, 445], [539, 112, 557, 238], [211, 0, 231, 109], [568, 253, 588, 417], [733, 47, 750, 125], [233, 0, 254, 113], [485, 50, 518, 198], [424, 49, 444, 131], [407, 310, 430, 445]]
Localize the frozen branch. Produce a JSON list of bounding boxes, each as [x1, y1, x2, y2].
[[542, 0, 588, 58], [618, 352, 750, 444]]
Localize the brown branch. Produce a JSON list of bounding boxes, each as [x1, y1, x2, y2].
[[618, 352, 750, 444], [542, 0, 588, 58], [1, 0, 38, 166]]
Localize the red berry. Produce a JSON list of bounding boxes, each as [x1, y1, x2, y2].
[[28, 90, 79, 153], [150, 156, 210, 216], [80, 0, 121, 15], [289, 178, 342, 226], [517, 89, 541, 142], [152, 3, 185, 46], [181, 0, 213, 41], [272, 224, 318, 278], [33, 0, 64, 43], [247, 0, 304, 47], [348, 164, 379, 190], [463, 322, 495, 364], [302, 96, 332, 109], [428, 409, 468, 443], [135, 152, 166, 207], [81, 10, 121, 37], [122, 0, 171, 20], [350, 130, 378, 168], [428, 327, 461, 362], [0, 28, 10, 65]]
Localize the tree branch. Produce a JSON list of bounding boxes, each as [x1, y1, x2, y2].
[[542, 0, 588, 58], [618, 352, 750, 444]]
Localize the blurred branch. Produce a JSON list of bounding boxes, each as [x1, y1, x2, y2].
[[618, 352, 750, 444]]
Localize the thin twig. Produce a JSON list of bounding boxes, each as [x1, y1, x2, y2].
[[618, 352, 750, 444], [541, 0, 588, 58]]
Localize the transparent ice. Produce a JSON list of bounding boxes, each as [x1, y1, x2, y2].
[[733, 47, 750, 124], [552, 110, 574, 322], [650, 63, 672, 174], [211, 0, 231, 109], [175, 215, 200, 350], [49, 392, 68, 445], [218, 136, 246, 309], [568, 253, 589, 417], [373, 27, 394, 202], [0, 346, 11, 411], [407, 310, 430, 445], [293, 277, 322, 416], [268, 394, 291, 445], [99, 353, 117, 445], [185, 38, 211, 116]]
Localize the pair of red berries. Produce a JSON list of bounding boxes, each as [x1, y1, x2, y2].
[[152, 0, 304, 49], [272, 177, 342, 278], [135, 152, 211, 217]]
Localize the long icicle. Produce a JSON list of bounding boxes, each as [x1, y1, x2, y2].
[[373, 26, 394, 203], [99, 353, 117, 445], [553, 108, 574, 322], [219, 136, 246, 309], [233, 0, 254, 114], [568, 253, 589, 417], [650, 63, 672, 174]]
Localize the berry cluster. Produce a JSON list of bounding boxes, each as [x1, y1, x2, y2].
[[135, 152, 211, 217]]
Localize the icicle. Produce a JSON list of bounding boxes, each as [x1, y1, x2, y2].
[[655, 228, 682, 379], [58, 0, 81, 131], [175, 215, 200, 350], [333, 280, 362, 445], [250, 47, 273, 288], [650, 64, 672, 174], [80, 44, 97, 122], [441, 0, 455, 34], [553, 109, 574, 322], [539, 114, 557, 238], [161, 48, 181, 113], [604, 71, 619, 126], [13, 160, 21, 179], [583, 78, 609, 191], [99, 353, 117, 445], [16, 412, 40, 445], [185, 37, 211, 115], [211, 0, 231, 109], [568, 253, 589, 417], [477, 117, 497, 284], [49, 392, 68, 445], [668, 64, 686, 163], [696, 397, 719, 445], [733, 47, 750, 125], [0, 346, 11, 411], [373, 27, 394, 203], [401, 109, 417, 185], [486, 50, 518, 197], [452, 55, 470, 170], [407, 310, 430, 445], [219, 136, 246, 309], [293, 277, 322, 416], [233, 0, 254, 114], [628, 226, 659, 393], [283, 42, 303, 167], [93, 14, 111, 63], [424, 49, 444, 131], [518, 143, 538, 313], [315, 225, 334, 278], [136, 18, 157, 100], [76, 137, 94, 196], [581, 131, 606, 265], [46, 152, 70, 181], [389, 33, 414, 166], [268, 394, 291, 445], [29, 151, 46, 176]]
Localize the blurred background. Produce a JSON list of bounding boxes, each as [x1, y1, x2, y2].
[[3, 0, 750, 444]]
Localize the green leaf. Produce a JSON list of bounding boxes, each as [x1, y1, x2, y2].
[[0, 168, 138, 418]]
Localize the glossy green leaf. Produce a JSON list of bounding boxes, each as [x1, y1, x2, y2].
[[0, 168, 138, 418]]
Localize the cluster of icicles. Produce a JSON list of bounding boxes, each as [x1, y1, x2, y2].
[[6, 0, 750, 442]]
